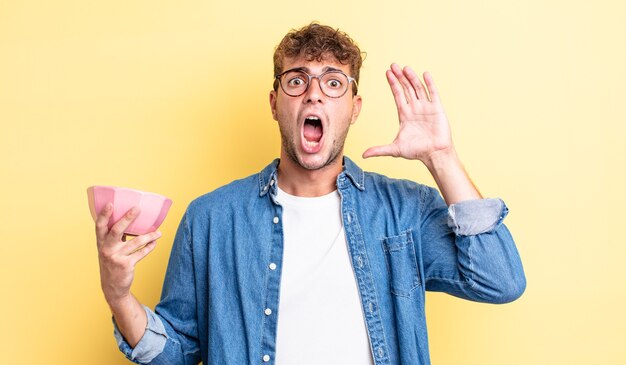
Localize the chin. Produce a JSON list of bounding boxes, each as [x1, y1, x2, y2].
[[281, 135, 343, 171], [296, 151, 341, 171]]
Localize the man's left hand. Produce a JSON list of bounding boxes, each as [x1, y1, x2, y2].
[[363, 64, 454, 165]]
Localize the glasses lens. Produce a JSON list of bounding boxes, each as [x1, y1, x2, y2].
[[281, 70, 309, 96], [320, 72, 349, 97]]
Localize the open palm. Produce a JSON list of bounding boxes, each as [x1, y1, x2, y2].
[[363, 64, 453, 163]]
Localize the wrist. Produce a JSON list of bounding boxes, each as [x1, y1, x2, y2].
[[422, 147, 482, 204], [423, 147, 459, 174], [105, 292, 133, 312]]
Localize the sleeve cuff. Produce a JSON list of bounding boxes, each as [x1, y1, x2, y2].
[[447, 198, 509, 236], [112, 305, 167, 364]]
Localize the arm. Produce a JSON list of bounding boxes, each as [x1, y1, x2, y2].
[[96, 203, 161, 347], [419, 186, 525, 303], [365, 64, 525, 301], [97, 204, 201, 364]]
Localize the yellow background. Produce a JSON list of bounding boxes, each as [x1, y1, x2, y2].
[[1, 0, 624, 364]]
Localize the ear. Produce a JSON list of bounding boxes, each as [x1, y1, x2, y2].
[[269, 90, 278, 121], [350, 95, 362, 125]]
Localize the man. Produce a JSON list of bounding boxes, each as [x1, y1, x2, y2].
[[96, 23, 525, 364]]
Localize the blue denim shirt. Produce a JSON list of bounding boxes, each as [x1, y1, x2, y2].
[[114, 157, 526, 365]]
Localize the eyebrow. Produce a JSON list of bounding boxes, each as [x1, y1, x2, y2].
[[285, 66, 343, 74]]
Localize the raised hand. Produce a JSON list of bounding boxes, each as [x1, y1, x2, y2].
[[363, 63, 454, 165]]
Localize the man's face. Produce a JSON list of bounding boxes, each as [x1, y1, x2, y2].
[[269, 56, 362, 171]]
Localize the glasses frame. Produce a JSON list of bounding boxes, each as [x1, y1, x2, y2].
[[274, 68, 358, 98]]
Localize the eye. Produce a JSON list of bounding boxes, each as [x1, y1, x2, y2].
[[326, 78, 343, 89], [287, 75, 306, 87], [321, 72, 348, 90]]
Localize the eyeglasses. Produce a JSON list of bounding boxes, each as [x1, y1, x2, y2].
[[274, 68, 358, 98]]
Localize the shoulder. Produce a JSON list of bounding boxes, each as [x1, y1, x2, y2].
[[360, 170, 444, 214], [186, 172, 259, 216], [363, 170, 435, 196], [343, 156, 434, 196]]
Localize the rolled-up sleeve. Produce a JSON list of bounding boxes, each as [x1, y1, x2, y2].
[[421, 187, 526, 304], [447, 198, 508, 236], [113, 305, 167, 363]]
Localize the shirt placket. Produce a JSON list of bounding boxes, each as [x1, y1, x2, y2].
[[338, 175, 391, 365], [260, 176, 283, 364]]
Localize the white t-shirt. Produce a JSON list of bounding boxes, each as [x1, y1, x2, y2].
[[274, 187, 374, 365]]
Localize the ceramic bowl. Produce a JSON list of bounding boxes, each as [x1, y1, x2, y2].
[[87, 186, 172, 235]]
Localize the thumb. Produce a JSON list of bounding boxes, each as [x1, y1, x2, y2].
[[362, 144, 399, 159]]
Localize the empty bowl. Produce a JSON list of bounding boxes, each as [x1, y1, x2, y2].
[[87, 186, 173, 236]]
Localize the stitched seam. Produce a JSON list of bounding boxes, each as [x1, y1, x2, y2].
[[467, 238, 477, 290]]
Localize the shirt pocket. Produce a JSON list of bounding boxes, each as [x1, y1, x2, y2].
[[382, 230, 421, 297]]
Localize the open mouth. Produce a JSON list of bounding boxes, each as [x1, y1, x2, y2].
[[302, 116, 323, 150]]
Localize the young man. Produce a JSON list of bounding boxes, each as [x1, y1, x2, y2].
[[95, 23, 525, 365]]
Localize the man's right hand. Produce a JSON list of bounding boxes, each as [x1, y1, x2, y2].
[[95, 202, 162, 347], [96, 202, 161, 306]]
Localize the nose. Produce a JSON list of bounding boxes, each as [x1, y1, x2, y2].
[[303, 76, 324, 103]]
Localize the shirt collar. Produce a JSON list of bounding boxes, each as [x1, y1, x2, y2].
[[258, 156, 365, 197]]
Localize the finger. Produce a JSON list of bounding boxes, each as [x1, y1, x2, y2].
[[362, 144, 400, 159], [404, 66, 429, 101], [423, 72, 440, 103], [386, 70, 410, 113], [390, 63, 418, 103], [129, 240, 158, 266], [122, 230, 162, 256], [95, 202, 113, 244], [108, 207, 141, 241]]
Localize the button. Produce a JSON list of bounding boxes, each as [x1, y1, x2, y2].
[[356, 256, 363, 268], [269, 263, 277, 270], [368, 302, 375, 313], [263, 185, 268, 192], [346, 213, 352, 223], [377, 346, 385, 358], [270, 179, 275, 186], [273, 216, 279, 224], [264, 308, 272, 315], [263, 355, 270, 362]]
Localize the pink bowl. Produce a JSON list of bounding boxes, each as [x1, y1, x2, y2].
[[87, 186, 173, 236]]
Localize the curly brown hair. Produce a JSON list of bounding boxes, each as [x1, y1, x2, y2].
[[273, 23, 364, 95]]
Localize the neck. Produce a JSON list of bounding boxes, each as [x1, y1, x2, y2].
[[277, 153, 343, 197]]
